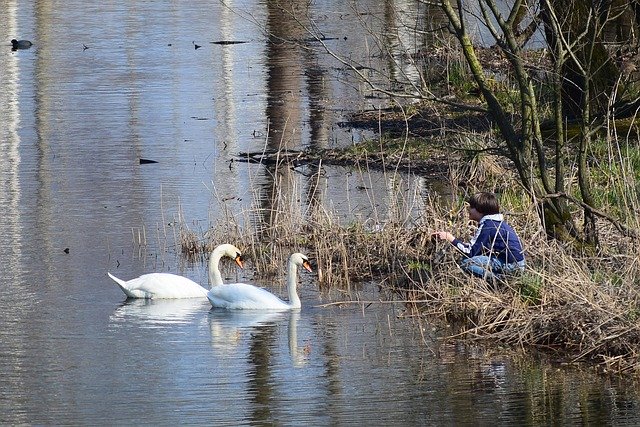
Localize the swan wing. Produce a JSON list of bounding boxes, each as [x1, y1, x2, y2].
[[207, 283, 289, 310], [108, 272, 208, 299]]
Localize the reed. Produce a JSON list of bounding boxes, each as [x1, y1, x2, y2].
[[400, 186, 640, 376], [177, 151, 640, 375]]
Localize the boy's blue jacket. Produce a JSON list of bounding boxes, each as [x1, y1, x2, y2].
[[451, 214, 525, 263]]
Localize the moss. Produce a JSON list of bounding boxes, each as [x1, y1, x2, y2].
[[345, 136, 434, 156], [516, 273, 543, 305]]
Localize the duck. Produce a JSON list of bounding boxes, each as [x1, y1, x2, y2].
[[108, 243, 244, 299], [207, 252, 312, 310], [11, 39, 32, 50]]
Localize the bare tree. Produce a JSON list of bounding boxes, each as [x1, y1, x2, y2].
[[432, 0, 640, 243], [258, 0, 640, 244]]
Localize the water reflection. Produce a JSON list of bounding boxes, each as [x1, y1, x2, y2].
[[208, 309, 286, 354], [1, 28, 23, 288], [265, 0, 306, 150], [208, 309, 309, 367], [252, 0, 432, 235], [288, 311, 309, 367], [2, 0, 640, 424], [254, 0, 312, 236], [382, 1, 425, 95], [313, 311, 344, 420], [213, 5, 237, 147], [246, 314, 278, 423], [110, 298, 210, 327], [208, 309, 308, 424]]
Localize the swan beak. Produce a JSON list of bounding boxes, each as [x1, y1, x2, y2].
[[302, 260, 313, 273], [235, 255, 244, 268]]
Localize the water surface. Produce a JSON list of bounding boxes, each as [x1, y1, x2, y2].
[[2, 0, 640, 424]]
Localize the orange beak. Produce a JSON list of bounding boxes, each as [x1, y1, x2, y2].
[[235, 255, 244, 268], [302, 260, 313, 273]]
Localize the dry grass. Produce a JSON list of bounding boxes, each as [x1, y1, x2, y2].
[[404, 238, 640, 375], [177, 155, 640, 376], [395, 193, 640, 375]]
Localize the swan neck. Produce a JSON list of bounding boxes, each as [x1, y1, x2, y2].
[[287, 261, 301, 309], [208, 251, 224, 287]]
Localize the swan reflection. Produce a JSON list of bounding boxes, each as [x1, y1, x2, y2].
[[208, 310, 310, 366], [288, 311, 309, 367], [208, 309, 286, 353], [109, 298, 210, 328]]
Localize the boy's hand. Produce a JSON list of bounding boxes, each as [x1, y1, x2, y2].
[[432, 231, 455, 242]]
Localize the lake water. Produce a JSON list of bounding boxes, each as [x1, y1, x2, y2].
[[2, 0, 640, 424]]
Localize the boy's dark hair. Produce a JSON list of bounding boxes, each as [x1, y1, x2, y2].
[[468, 192, 500, 215]]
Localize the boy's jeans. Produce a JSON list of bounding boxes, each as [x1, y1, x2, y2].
[[460, 256, 525, 281]]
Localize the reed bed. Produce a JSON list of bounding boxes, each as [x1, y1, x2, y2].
[[401, 192, 640, 375], [177, 155, 640, 376], [403, 239, 640, 375]]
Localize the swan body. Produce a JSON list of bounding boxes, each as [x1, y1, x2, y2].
[[108, 243, 243, 299], [207, 253, 312, 310], [11, 39, 32, 49]]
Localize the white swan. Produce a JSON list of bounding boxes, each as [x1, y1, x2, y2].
[[207, 252, 313, 310], [108, 243, 244, 299]]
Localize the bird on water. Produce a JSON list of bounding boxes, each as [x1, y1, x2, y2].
[[11, 39, 33, 50]]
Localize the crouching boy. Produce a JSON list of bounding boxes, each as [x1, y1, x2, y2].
[[433, 192, 525, 281]]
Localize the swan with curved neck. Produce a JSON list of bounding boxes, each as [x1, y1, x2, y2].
[[108, 243, 243, 299], [207, 253, 312, 310]]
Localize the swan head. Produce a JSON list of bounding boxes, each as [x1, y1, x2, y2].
[[213, 243, 244, 268], [291, 253, 313, 273]]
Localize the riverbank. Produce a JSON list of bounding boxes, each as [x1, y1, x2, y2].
[[179, 96, 640, 376], [182, 158, 640, 378]]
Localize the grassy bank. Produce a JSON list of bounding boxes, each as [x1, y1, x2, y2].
[[179, 144, 640, 376]]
